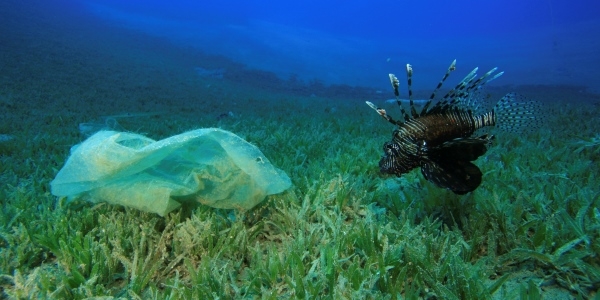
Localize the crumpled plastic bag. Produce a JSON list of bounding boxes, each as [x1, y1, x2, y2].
[[50, 128, 292, 216]]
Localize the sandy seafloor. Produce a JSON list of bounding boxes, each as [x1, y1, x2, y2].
[[1, 1, 600, 299]]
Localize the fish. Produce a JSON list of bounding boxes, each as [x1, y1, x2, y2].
[[366, 60, 539, 194]]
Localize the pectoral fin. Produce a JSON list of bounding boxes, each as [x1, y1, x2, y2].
[[430, 135, 493, 162], [420, 159, 482, 195]]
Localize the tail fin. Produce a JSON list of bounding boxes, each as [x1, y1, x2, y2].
[[493, 93, 541, 132]]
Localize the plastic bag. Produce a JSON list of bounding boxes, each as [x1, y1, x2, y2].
[[50, 128, 292, 216]]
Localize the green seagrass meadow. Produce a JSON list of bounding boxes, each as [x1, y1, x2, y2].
[[1, 75, 599, 299]]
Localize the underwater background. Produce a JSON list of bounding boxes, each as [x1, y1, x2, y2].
[[1, 0, 599, 298]]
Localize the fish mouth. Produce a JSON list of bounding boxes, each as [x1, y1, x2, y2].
[[378, 154, 416, 176], [378, 155, 396, 174]]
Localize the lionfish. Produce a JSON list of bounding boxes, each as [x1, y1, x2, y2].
[[366, 60, 538, 194]]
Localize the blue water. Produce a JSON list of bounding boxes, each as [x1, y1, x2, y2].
[[80, 0, 600, 92], [3, 0, 597, 92]]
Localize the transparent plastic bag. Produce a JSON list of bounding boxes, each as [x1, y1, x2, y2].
[[51, 128, 291, 216]]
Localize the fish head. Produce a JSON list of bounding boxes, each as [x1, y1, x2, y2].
[[379, 141, 419, 176]]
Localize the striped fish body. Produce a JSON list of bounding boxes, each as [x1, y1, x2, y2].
[[367, 60, 538, 194], [393, 110, 484, 149], [380, 110, 495, 194]]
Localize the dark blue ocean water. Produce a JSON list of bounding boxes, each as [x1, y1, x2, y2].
[[4, 0, 599, 93], [83, 0, 600, 92]]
